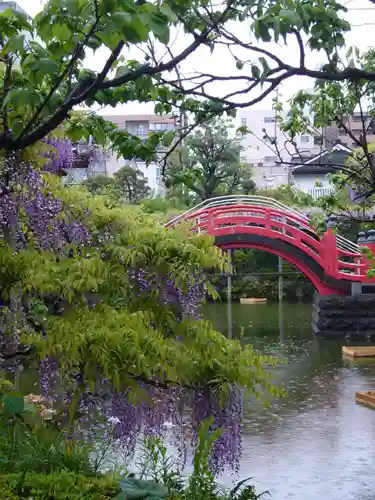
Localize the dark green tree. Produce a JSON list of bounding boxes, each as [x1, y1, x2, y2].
[[113, 165, 151, 203], [83, 174, 116, 196], [168, 119, 253, 201], [83, 167, 150, 203]]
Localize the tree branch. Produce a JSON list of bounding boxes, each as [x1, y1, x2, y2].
[[294, 30, 305, 68], [19, 2, 101, 140]]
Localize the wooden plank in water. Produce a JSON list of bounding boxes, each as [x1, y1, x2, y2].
[[342, 346, 375, 358], [355, 391, 375, 410], [240, 298, 267, 304]]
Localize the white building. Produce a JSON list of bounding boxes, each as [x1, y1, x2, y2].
[[96, 114, 178, 196], [291, 143, 352, 199], [238, 109, 321, 189], [104, 154, 164, 197], [0, 1, 32, 19]]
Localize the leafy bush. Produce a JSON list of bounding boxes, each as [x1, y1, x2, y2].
[[0, 429, 93, 475], [0, 471, 119, 500], [0, 381, 92, 475]]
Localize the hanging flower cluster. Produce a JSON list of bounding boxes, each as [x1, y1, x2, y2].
[[0, 156, 91, 250], [43, 137, 74, 175], [39, 267, 244, 474]]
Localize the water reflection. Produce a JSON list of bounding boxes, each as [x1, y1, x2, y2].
[[203, 302, 375, 500]]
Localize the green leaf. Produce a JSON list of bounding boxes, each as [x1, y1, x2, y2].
[[160, 5, 178, 22], [52, 23, 72, 42], [254, 20, 272, 42], [10, 120, 24, 138], [3, 88, 43, 108], [128, 19, 150, 43], [259, 56, 270, 73], [112, 11, 132, 27], [115, 66, 130, 78], [92, 126, 107, 145], [37, 58, 59, 74], [279, 8, 301, 25], [2, 394, 24, 415], [148, 14, 170, 44], [29, 40, 49, 57], [273, 17, 280, 43], [3, 34, 25, 55], [162, 130, 175, 147], [251, 65, 260, 79]]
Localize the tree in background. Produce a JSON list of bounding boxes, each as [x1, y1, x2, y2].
[[257, 185, 314, 209], [83, 174, 116, 197], [113, 165, 151, 203], [83, 167, 150, 203], [168, 118, 254, 201]]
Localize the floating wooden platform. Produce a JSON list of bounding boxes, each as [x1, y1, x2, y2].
[[355, 391, 375, 410], [240, 298, 267, 304], [342, 346, 375, 358]]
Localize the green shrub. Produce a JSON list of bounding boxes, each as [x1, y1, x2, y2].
[[0, 383, 92, 475], [0, 425, 93, 474], [0, 471, 119, 499]]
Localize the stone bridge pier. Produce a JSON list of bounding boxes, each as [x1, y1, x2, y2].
[[312, 230, 375, 339]]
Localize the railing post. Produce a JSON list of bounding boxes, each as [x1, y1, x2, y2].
[[321, 217, 338, 277], [358, 230, 375, 279], [357, 232, 368, 278], [207, 212, 214, 235]]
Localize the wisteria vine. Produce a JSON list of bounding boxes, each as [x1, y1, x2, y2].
[[0, 140, 245, 473], [39, 270, 244, 473]]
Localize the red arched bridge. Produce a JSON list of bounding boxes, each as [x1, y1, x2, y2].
[[166, 195, 375, 296]]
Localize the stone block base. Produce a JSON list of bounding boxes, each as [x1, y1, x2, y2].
[[312, 293, 375, 339]]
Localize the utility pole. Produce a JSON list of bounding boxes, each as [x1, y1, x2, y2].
[[227, 249, 233, 339]]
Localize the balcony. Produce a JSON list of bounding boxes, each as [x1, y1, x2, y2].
[[308, 188, 333, 199]]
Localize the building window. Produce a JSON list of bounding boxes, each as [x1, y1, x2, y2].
[[314, 135, 323, 146], [257, 162, 263, 167], [241, 118, 247, 126], [264, 116, 276, 123], [149, 123, 173, 131], [301, 135, 310, 143], [128, 123, 148, 136]]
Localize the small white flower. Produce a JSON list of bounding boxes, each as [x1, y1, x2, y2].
[[108, 416, 120, 425]]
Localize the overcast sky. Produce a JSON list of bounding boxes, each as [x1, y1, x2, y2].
[[18, 0, 375, 116]]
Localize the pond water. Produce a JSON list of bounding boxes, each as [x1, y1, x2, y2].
[[203, 302, 375, 500]]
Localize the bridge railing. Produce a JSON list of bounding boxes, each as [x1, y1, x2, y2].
[[165, 195, 309, 228], [166, 196, 370, 281]]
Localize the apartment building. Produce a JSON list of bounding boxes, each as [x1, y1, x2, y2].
[[239, 109, 314, 188], [99, 114, 179, 196], [238, 109, 375, 190], [0, 1, 32, 19], [321, 112, 375, 149]]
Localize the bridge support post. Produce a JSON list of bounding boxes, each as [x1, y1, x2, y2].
[[278, 256, 283, 302], [227, 249, 233, 339]]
